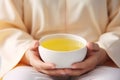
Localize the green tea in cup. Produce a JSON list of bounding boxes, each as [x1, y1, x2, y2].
[[41, 37, 84, 51]]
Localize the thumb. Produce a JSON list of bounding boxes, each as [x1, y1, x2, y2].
[[31, 40, 39, 51], [87, 42, 100, 51]]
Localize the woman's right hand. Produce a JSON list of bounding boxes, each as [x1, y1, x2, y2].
[[21, 40, 67, 76]]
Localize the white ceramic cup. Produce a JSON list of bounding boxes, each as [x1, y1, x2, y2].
[[39, 33, 87, 68]]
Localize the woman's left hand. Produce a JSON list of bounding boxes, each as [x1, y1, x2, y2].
[[64, 42, 110, 76]]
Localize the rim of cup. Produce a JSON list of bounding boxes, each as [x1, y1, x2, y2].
[[39, 33, 87, 53]]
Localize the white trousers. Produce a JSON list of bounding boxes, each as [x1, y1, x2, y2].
[[3, 66, 120, 80]]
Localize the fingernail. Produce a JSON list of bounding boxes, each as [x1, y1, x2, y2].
[[48, 64, 56, 69], [71, 65, 76, 68], [61, 72, 66, 75]]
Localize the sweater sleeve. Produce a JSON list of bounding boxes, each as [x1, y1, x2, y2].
[[97, 0, 120, 67], [0, 0, 34, 77]]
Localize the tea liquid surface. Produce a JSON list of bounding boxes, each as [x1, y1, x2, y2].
[[41, 38, 84, 51]]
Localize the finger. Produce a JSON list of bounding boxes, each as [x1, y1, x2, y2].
[[71, 56, 97, 69], [72, 61, 88, 69], [30, 40, 39, 51], [65, 69, 82, 76], [28, 50, 55, 70], [41, 69, 67, 76], [87, 42, 99, 51], [29, 40, 39, 56], [65, 69, 90, 76]]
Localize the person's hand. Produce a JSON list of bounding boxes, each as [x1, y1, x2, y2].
[[21, 40, 67, 76], [64, 42, 110, 76]]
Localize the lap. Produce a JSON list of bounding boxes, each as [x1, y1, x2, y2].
[[3, 66, 120, 80], [3, 66, 69, 80], [71, 66, 120, 80]]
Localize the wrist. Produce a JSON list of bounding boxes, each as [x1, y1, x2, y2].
[[20, 52, 30, 65]]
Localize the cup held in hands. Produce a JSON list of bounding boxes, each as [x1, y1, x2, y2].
[[39, 33, 87, 68]]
